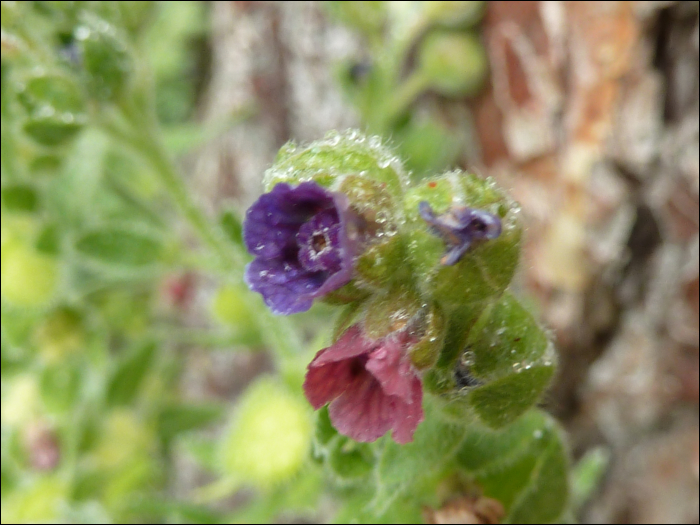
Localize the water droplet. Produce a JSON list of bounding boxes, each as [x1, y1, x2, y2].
[[37, 105, 56, 118], [75, 26, 90, 40], [461, 350, 475, 367]]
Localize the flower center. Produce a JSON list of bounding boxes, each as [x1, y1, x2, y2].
[[312, 233, 328, 253], [296, 209, 343, 273]]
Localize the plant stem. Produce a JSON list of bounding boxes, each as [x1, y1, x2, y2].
[[102, 101, 306, 361]]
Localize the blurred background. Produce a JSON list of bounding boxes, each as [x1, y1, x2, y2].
[[1, 1, 698, 523]]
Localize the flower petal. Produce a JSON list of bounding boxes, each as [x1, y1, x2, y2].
[[310, 325, 376, 366], [328, 371, 394, 443], [244, 258, 323, 315], [365, 337, 415, 404], [390, 378, 424, 444], [243, 181, 358, 314], [303, 355, 358, 409], [419, 201, 502, 266]]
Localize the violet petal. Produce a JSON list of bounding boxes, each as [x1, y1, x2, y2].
[[245, 258, 323, 315], [419, 201, 502, 266], [243, 181, 357, 315]]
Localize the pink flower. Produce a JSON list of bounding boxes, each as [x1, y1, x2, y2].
[[303, 325, 424, 444]]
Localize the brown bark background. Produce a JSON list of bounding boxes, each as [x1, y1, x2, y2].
[[188, 2, 698, 522]]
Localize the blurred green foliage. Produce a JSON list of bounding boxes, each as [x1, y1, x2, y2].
[[326, 1, 488, 178], [1, 2, 574, 524]]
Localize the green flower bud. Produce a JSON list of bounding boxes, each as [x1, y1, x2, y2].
[[423, 1, 486, 28], [93, 410, 154, 471], [362, 285, 423, 340], [403, 171, 522, 314], [407, 302, 446, 370], [265, 130, 407, 200], [324, 1, 387, 36], [1, 238, 60, 307], [33, 306, 84, 364], [0, 476, 67, 524], [74, 11, 131, 102], [416, 30, 488, 97], [211, 284, 261, 345], [220, 377, 312, 488], [16, 71, 87, 146], [440, 292, 556, 428], [395, 116, 462, 177], [1, 374, 41, 426], [117, 1, 156, 36]]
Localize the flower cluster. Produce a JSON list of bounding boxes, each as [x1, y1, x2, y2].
[[242, 131, 518, 444]]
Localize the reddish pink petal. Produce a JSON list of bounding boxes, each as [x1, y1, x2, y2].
[[365, 337, 415, 404], [390, 377, 424, 444], [328, 371, 394, 443], [311, 325, 376, 366], [303, 353, 357, 409]]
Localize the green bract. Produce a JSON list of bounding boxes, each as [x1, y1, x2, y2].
[[220, 377, 312, 488], [16, 71, 87, 146], [416, 30, 488, 97], [74, 11, 132, 102]]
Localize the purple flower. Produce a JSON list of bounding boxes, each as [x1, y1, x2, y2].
[[244, 181, 357, 315], [303, 325, 424, 444], [419, 201, 502, 266]]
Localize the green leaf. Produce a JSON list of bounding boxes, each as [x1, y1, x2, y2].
[[220, 209, 243, 246], [460, 411, 570, 524], [39, 363, 82, 413], [75, 227, 164, 268], [570, 447, 609, 511], [455, 410, 549, 473], [132, 498, 225, 525], [16, 72, 87, 146], [468, 365, 554, 428], [35, 223, 61, 255], [328, 437, 375, 481], [434, 291, 558, 428], [75, 11, 132, 102], [371, 400, 473, 516], [1, 184, 39, 213], [179, 435, 219, 473], [505, 429, 569, 524], [106, 341, 156, 407], [467, 292, 551, 380]]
